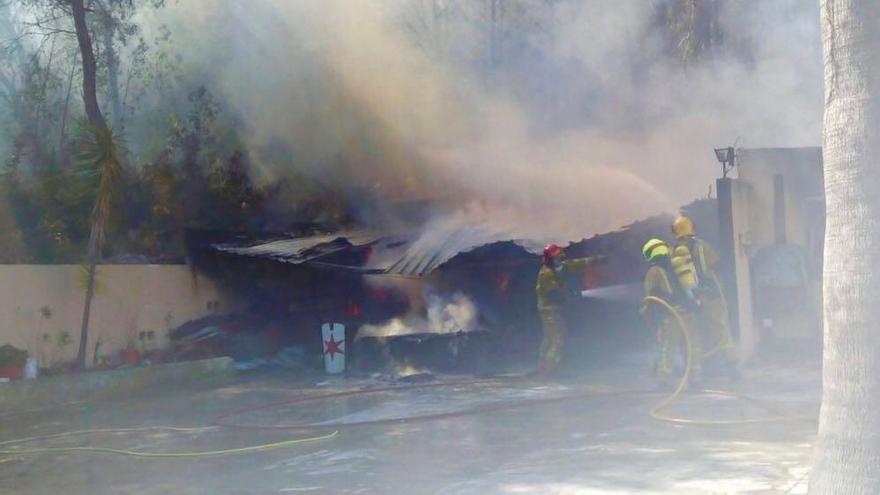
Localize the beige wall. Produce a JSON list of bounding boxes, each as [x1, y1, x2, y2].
[[728, 180, 757, 364], [0, 265, 228, 368], [737, 147, 823, 249], [732, 147, 823, 349]]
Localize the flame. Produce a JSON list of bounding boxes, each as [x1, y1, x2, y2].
[[395, 363, 428, 378], [370, 288, 389, 302], [347, 301, 363, 317], [497, 272, 511, 294]]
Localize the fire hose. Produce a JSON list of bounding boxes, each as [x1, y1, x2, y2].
[[0, 295, 811, 458], [698, 273, 732, 360], [210, 296, 811, 431], [0, 426, 338, 458], [641, 295, 812, 425]]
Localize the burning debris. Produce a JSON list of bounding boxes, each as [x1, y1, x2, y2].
[[353, 291, 491, 376], [358, 292, 479, 339], [184, 211, 680, 375]]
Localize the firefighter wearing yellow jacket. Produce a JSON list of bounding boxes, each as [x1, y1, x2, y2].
[[642, 238, 702, 387], [672, 216, 738, 371], [535, 244, 600, 374]]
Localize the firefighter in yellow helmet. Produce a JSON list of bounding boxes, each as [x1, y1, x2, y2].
[[642, 238, 702, 388], [672, 215, 739, 376], [534, 244, 602, 375]]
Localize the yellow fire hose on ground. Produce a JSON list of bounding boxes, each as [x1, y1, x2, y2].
[[0, 426, 338, 458], [698, 273, 731, 360], [642, 295, 814, 425]]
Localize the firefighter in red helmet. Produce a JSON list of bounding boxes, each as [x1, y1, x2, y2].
[[534, 244, 603, 375]]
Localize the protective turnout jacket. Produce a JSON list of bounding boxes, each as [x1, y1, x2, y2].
[[685, 238, 719, 279], [644, 258, 690, 311], [536, 258, 591, 311], [644, 263, 677, 302], [677, 237, 721, 296]]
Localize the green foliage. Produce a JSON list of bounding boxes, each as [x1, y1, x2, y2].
[[76, 124, 125, 255], [55, 330, 73, 349], [78, 264, 104, 293], [1, 83, 276, 263], [119, 86, 272, 259], [654, 0, 724, 71], [1, 157, 94, 262], [0, 2, 349, 264]]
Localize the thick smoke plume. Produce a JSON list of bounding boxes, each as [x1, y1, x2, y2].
[[143, 0, 821, 244]]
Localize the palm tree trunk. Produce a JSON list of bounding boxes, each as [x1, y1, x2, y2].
[[70, 0, 112, 370], [75, 260, 97, 368], [71, 0, 106, 129], [809, 1, 880, 493]]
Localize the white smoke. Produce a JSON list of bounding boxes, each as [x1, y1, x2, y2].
[[138, 0, 821, 243], [358, 291, 479, 339], [426, 292, 478, 334]]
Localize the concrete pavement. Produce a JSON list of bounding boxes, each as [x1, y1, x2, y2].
[[0, 363, 819, 494]]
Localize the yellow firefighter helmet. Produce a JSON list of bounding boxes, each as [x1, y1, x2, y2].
[[642, 238, 670, 262], [672, 216, 696, 239]]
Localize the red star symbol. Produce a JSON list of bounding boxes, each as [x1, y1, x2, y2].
[[324, 334, 344, 360]]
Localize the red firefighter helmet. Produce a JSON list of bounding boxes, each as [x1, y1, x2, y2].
[[543, 244, 565, 266]]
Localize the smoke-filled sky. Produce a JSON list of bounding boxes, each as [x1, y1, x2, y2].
[[142, 0, 822, 245]]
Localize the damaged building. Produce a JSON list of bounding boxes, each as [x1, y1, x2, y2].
[[177, 146, 823, 376], [183, 210, 706, 375]]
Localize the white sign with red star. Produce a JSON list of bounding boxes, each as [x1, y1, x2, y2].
[[321, 322, 346, 374]]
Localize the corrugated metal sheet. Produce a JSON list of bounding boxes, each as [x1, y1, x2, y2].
[[209, 225, 531, 276], [211, 225, 581, 277], [212, 230, 384, 264], [208, 219, 637, 278], [384, 225, 525, 277]]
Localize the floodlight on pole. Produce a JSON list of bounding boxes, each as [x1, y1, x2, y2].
[[714, 146, 736, 178]]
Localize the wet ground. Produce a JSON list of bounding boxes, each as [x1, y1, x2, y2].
[[0, 358, 819, 494]]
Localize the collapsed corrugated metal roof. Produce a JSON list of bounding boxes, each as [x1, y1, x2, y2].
[[201, 207, 693, 278], [383, 224, 539, 277], [206, 225, 539, 277], [209, 227, 557, 277], [212, 229, 384, 265]]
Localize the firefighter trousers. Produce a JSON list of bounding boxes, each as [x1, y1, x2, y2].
[[657, 310, 702, 383], [702, 295, 737, 363], [538, 308, 567, 372]]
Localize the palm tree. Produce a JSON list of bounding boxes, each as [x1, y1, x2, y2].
[[809, 1, 880, 492], [66, 0, 120, 370], [74, 126, 122, 370]]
